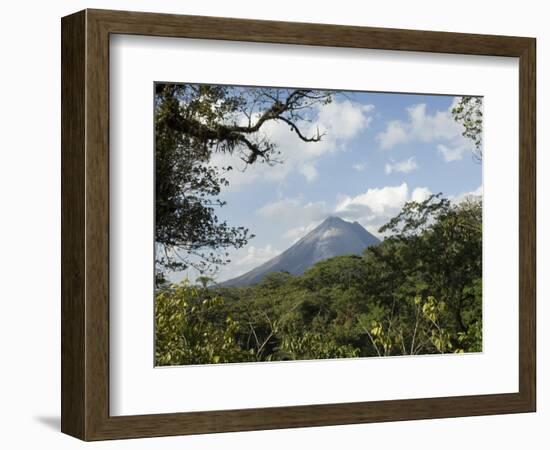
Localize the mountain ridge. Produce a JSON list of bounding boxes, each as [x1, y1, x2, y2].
[[221, 216, 380, 286]]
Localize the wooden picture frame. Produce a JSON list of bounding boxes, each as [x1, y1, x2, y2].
[[61, 8, 536, 441]]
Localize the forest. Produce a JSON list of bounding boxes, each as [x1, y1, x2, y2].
[[155, 194, 482, 365]]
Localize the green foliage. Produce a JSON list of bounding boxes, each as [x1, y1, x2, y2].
[[451, 96, 483, 161], [155, 196, 483, 365], [278, 331, 360, 360], [155, 282, 253, 365]]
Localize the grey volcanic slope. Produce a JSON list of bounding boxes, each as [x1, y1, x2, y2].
[[221, 217, 380, 287]]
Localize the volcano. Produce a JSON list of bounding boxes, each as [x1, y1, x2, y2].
[[221, 216, 380, 286]]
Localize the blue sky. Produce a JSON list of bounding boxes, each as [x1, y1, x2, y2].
[[170, 90, 482, 283]]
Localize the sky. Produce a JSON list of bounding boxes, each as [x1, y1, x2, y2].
[[168, 89, 482, 283]]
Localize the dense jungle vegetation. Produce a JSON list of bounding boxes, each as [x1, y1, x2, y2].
[[155, 194, 482, 365]]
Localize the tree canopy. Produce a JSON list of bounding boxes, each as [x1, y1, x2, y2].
[[155, 195, 482, 365]]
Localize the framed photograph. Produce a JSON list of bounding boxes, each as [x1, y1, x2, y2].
[[61, 9, 536, 441]]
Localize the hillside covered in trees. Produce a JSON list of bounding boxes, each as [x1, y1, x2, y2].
[[155, 194, 482, 365]]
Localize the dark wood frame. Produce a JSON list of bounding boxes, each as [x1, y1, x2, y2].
[[61, 8, 536, 441]]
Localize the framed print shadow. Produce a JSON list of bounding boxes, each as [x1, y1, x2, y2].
[[61, 9, 536, 441]]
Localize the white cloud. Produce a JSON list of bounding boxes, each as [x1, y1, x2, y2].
[[451, 185, 483, 205], [257, 197, 328, 224], [257, 197, 330, 243], [406, 103, 459, 142], [300, 164, 318, 182], [411, 186, 432, 203], [231, 245, 279, 269], [352, 162, 367, 172], [256, 183, 433, 244], [385, 157, 419, 174], [377, 120, 409, 150], [210, 99, 375, 190], [336, 183, 408, 216], [334, 183, 432, 237], [217, 244, 280, 282], [437, 143, 470, 162], [376, 100, 475, 162], [317, 100, 374, 140]]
